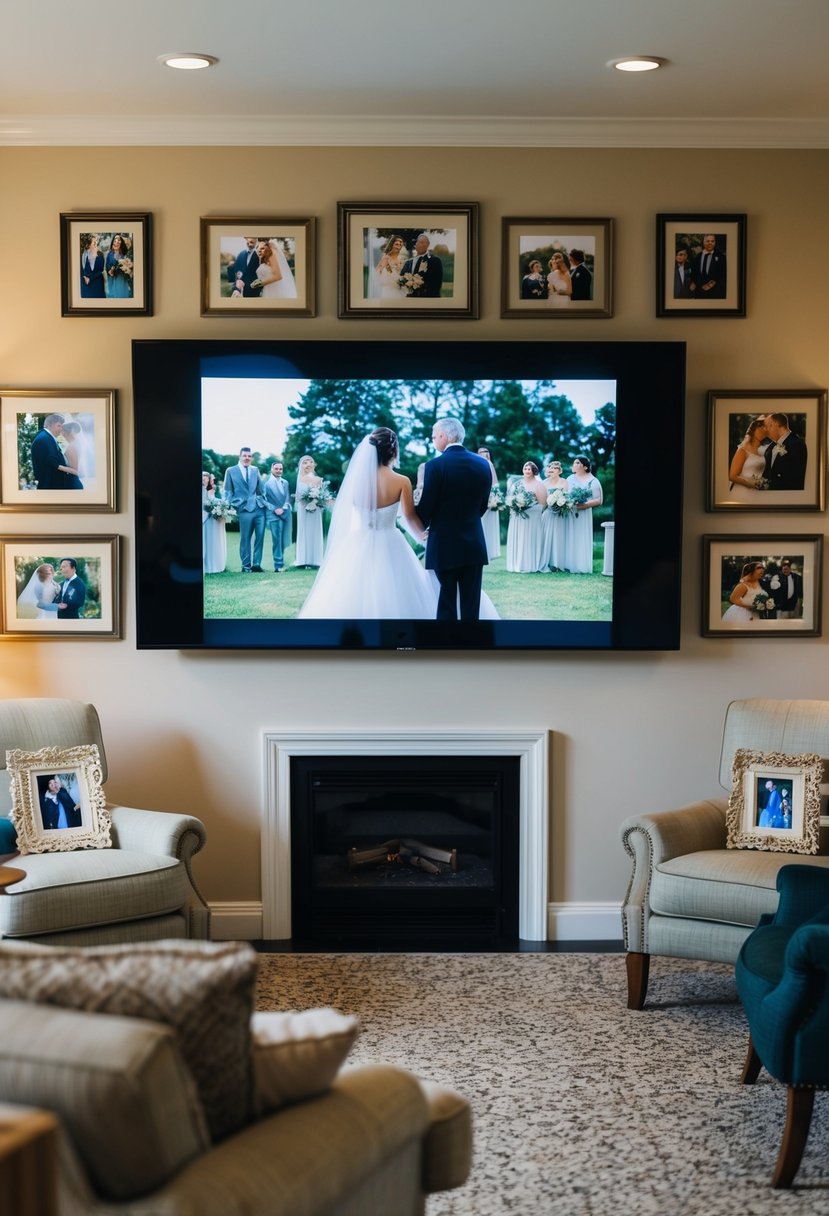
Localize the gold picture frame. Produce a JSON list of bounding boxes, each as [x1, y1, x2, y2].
[[0, 535, 120, 639], [726, 748, 822, 854], [500, 217, 613, 318], [6, 744, 111, 854]]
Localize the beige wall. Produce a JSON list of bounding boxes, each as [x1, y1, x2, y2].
[[1, 145, 828, 926]]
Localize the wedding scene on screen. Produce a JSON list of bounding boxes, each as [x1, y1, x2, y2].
[[200, 376, 616, 623]]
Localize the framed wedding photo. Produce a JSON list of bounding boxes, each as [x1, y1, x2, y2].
[[726, 747, 822, 855], [702, 535, 822, 638], [500, 217, 612, 318], [60, 212, 152, 316], [0, 388, 116, 512], [337, 203, 479, 318], [7, 743, 110, 855], [0, 535, 120, 639], [706, 389, 826, 512], [656, 213, 746, 317], [200, 217, 316, 317]]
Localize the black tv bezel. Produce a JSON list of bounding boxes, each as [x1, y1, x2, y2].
[[133, 339, 685, 652]]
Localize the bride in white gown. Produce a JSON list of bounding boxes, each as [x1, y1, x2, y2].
[[371, 235, 407, 299], [253, 239, 297, 299], [299, 428, 499, 620], [16, 563, 60, 619], [728, 418, 769, 501], [721, 561, 768, 623]]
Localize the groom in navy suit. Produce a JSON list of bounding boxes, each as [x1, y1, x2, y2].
[[31, 414, 82, 490], [227, 237, 261, 298], [417, 417, 492, 621]]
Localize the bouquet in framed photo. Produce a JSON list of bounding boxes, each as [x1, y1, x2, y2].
[[398, 271, 425, 297], [506, 483, 537, 519], [488, 486, 506, 512], [752, 594, 776, 620], [299, 480, 335, 513], [547, 488, 573, 515], [209, 499, 237, 523]]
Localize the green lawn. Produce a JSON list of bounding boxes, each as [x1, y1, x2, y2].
[[205, 532, 612, 621]]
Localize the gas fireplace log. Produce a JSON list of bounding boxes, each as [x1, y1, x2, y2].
[[400, 838, 460, 871], [398, 845, 441, 875], [347, 841, 400, 869]]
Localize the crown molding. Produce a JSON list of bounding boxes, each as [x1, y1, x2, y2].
[[1, 113, 829, 148]]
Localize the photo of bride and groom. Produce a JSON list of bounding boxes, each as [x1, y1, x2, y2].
[[24, 412, 97, 492], [221, 235, 298, 301], [15, 556, 91, 621]]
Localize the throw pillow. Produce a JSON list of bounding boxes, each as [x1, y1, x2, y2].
[[251, 1007, 361, 1113], [0, 816, 16, 854], [0, 939, 259, 1141]]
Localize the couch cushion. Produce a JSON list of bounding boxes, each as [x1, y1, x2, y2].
[[0, 998, 209, 1201], [418, 1079, 473, 1194], [0, 849, 186, 936], [651, 850, 829, 927], [251, 1008, 360, 1114], [0, 940, 259, 1142]]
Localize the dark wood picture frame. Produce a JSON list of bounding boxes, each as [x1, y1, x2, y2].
[[656, 213, 746, 317], [60, 212, 152, 316]]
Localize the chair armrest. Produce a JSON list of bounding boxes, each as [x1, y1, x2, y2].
[[620, 800, 727, 952], [773, 864, 829, 928], [109, 804, 206, 861]]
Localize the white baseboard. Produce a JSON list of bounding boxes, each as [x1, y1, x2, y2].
[[209, 900, 622, 943], [547, 902, 622, 942], [209, 902, 264, 941]]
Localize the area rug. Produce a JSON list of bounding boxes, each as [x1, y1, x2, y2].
[[255, 953, 829, 1216]]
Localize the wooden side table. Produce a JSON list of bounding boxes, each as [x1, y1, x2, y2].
[[0, 866, 25, 893], [0, 1107, 59, 1216]]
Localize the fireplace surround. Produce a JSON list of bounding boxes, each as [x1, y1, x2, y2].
[[262, 730, 549, 941]]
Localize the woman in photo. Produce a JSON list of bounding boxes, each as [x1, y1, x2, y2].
[[477, 446, 502, 560], [563, 457, 603, 574], [722, 561, 767, 623], [520, 258, 547, 300], [294, 454, 324, 568], [104, 233, 133, 299], [546, 252, 572, 308], [59, 420, 94, 485], [506, 461, 547, 573], [254, 239, 298, 299], [202, 471, 227, 574], [299, 427, 498, 620], [80, 234, 105, 298], [540, 459, 569, 571], [373, 235, 408, 298], [17, 562, 60, 619], [728, 417, 769, 500]]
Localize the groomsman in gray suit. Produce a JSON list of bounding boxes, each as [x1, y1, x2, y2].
[[223, 447, 267, 572], [264, 460, 292, 571]]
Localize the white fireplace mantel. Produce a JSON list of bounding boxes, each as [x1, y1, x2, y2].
[[262, 729, 549, 941]]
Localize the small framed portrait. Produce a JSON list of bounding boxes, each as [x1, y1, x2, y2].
[[702, 535, 822, 638], [6, 744, 110, 854], [726, 748, 822, 854], [0, 388, 115, 512], [0, 535, 120, 639], [706, 389, 826, 512], [337, 203, 479, 318], [60, 212, 152, 316], [500, 217, 613, 318], [656, 213, 746, 317], [200, 217, 316, 317]]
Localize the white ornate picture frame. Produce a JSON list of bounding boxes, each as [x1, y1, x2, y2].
[[726, 748, 822, 854], [6, 744, 111, 854]]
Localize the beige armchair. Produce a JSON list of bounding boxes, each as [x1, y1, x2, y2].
[[0, 698, 209, 944], [620, 698, 829, 1009]]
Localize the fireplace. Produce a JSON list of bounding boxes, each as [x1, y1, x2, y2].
[[262, 730, 549, 943], [290, 755, 520, 947]]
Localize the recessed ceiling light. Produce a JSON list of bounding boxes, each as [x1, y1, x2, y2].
[[158, 53, 218, 71], [609, 56, 665, 73]]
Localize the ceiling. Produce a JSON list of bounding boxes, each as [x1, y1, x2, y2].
[[2, 0, 829, 146]]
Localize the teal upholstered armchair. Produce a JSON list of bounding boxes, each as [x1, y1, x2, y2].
[[0, 699, 209, 945], [735, 864, 829, 1188]]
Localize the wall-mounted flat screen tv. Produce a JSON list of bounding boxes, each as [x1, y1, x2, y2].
[[133, 339, 685, 651]]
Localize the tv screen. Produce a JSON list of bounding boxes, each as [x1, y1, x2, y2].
[[133, 339, 685, 651]]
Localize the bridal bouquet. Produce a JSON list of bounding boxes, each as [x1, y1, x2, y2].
[[117, 257, 133, 279], [300, 480, 335, 513], [506, 484, 537, 518], [209, 499, 236, 523], [753, 595, 775, 619], [750, 473, 769, 490], [487, 486, 506, 512], [398, 271, 425, 296]]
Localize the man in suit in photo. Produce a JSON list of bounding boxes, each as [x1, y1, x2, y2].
[[402, 233, 443, 298], [763, 412, 807, 490], [673, 248, 694, 298], [775, 558, 804, 619], [223, 447, 267, 571], [416, 416, 492, 621], [40, 776, 82, 830], [30, 413, 82, 490], [227, 236, 261, 298], [692, 233, 727, 298], [568, 249, 593, 300], [263, 460, 292, 571], [56, 558, 86, 619]]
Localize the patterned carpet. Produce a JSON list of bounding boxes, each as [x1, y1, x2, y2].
[[256, 952, 829, 1216]]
